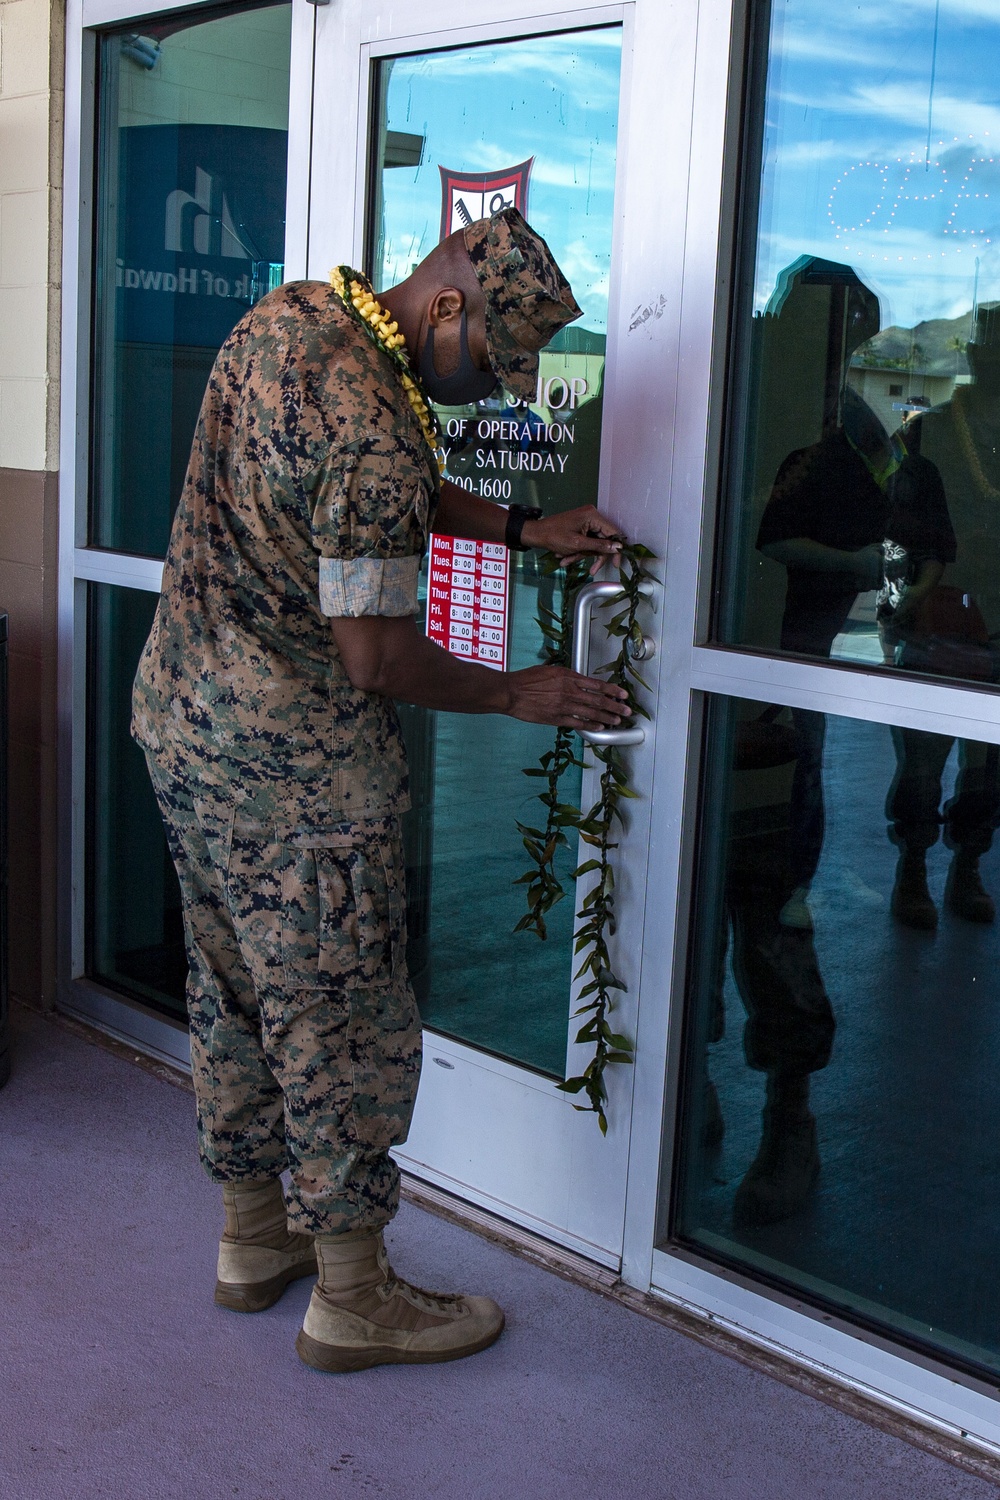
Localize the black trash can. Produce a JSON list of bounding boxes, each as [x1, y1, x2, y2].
[[0, 614, 8, 1088]]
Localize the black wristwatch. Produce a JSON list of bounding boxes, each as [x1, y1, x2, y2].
[[505, 504, 544, 552]]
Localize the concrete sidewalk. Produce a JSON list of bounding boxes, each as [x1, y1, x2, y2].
[[1, 1006, 998, 1500]]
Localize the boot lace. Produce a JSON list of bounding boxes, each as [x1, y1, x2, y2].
[[376, 1243, 463, 1313]]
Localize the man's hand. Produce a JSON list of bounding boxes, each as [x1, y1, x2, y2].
[[849, 543, 883, 590], [521, 506, 625, 573], [432, 482, 626, 575], [505, 665, 632, 730]]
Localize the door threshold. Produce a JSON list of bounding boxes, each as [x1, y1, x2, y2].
[[51, 999, 194, 1094], [400, 1172, 622, 1290]]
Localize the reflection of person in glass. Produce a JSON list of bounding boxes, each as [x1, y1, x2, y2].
[[881, 306, 1000, 928], [711, 706, 836, 1228], [755, 270, 883, 930], [756, 266, 954, 931]]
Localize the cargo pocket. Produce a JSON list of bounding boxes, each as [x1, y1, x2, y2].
[[348, 833, 406, 986], [279, 827, 403, 992]]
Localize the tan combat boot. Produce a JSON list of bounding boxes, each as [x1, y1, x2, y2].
[[295, 1229, 505, 1373], [215, 1179, 317, 1313]]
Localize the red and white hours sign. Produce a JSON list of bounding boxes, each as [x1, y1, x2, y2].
[[425, 534, 510, 671]]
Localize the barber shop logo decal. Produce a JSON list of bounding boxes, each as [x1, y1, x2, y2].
[[438, 159, 533, 240]]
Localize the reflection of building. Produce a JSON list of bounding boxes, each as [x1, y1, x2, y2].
[[847, 306, 984, 436], [531, 325, 606, 421]]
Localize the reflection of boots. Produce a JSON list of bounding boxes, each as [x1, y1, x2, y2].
[[733, 1075, 819, 1229], [702, 1078, 725, 1151], [891, 850, 938, 930], [946, 852, 996, 924]]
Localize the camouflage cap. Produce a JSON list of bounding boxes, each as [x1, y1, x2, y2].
[[463, 206, 582, 400]]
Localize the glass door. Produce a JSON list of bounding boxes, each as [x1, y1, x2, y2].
[[63, 0, 312, 1061], [646, 0, 1000, 1448], [308, 0, 672, 1262], [368, 31, 623, 1079]]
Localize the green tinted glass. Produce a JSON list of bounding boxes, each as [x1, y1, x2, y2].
[[717, 1, 1000, 693], [88, 584, 185, 1018], [91, 4, 291, 558], [673, 693, 1000, 1379]]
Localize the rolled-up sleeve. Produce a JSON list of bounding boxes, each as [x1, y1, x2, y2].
[[318, 555, 421, 617], [307, 430, 434, 618]]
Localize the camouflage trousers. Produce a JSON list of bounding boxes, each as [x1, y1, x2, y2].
[[146, 757, 422, 1236]]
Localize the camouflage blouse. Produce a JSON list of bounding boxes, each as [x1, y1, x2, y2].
[[132, 281, 440, 817]]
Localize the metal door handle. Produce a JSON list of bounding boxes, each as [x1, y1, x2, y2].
[[571, 579, 654, 747]]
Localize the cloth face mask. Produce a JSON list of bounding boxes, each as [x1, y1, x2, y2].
[[419, 310, 498, 405]]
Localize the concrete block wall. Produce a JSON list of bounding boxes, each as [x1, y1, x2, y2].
[[0, 0, 62, 1008]]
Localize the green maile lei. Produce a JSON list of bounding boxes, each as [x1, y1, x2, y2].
[[515, 544, 656, 1134]]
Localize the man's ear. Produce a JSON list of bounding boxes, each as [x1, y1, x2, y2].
[[427, 286, 464, 327]]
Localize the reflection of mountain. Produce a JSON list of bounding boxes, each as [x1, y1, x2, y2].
[[851, 305, 999, 378], [848, 304, 1000, 441]]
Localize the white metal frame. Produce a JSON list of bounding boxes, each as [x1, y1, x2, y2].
[[57, 0, 315, 1062], [56, 0, 1000, 1452]]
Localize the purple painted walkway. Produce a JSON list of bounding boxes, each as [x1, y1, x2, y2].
[[1, 1006, 998, 1500]]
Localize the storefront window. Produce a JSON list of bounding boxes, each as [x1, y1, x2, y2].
[[716, 1, 1000, 691], [370, 29, 622, 1073], [86, 1, 294, 1017], [672, 693, 1000, 1378], [90, 3, 292, 559]]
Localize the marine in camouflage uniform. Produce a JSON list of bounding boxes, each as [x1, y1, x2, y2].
[[133, 208, 629, 1369], [134, 275, 433, 1236]]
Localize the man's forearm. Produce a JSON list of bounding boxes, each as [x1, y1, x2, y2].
[[331, 613, 511, 714], [760, 538, 858, 572], [328, 613, 631, 730], [377, 628, 514, 713], [432, 479, 509, 544]]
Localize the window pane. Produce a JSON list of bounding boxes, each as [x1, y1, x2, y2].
[[91, 4, 291, 558], [370, 29, 622, 1073], [718, 3, 1000, 692], [672, 693, 1000, 1379], [88, 584, 185, 1019]]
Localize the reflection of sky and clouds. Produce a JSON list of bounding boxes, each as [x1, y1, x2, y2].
[[759, 0, 1000, 327], [376, 28, 621, 331]]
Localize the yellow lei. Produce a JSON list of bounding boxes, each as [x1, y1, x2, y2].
[[330, 266, 445, 475]]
